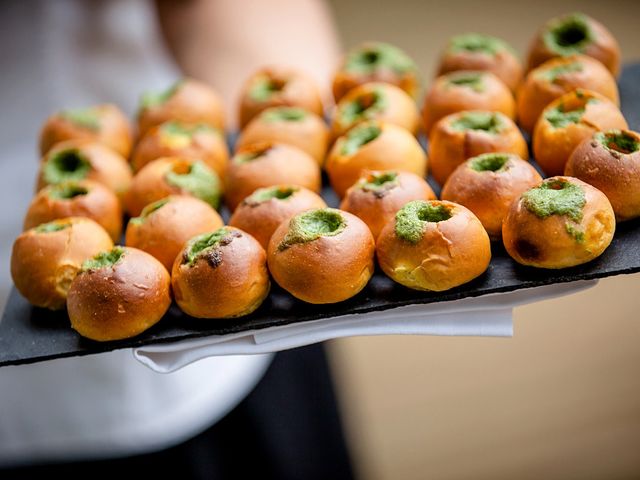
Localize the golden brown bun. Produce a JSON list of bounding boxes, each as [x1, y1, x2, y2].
[[11, 217, 113, 310], [137, 78, 225, 136], [125, 195, 224, 271], [332, 42, 420, 101], [565, 129, 640, 222], [376, 200, 491, 291], [331, 82, 421, 139], [236, 107, 329, 166], [229, 185, 327, 249], [238, 66, 324, 128], [267, 208, 375, 304], [429, 110, 528, 187], [436, 34, 523, 92], [39, 104, 133, 158], [440, 153, 542, 239], [131, 121, 229, 176], [422, 71, 516, 135], [502, 176, 615, 268], [37, 139, 133, 202], [533, 89, 627, 176], [67, 246, 171, 341], [171, 227, 270, 318], [526, 13, 620, 76], [340, 170, 436, 240], [23, 180, 123, 241], [225, 142, 321, 211], [126, 157, 221, 217], [516, 54, 619, 133], [326, 121, 427, 198]]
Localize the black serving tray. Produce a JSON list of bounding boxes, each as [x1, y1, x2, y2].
[[2, 64, 640, 368]]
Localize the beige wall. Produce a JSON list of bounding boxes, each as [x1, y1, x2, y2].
[[325, 1, 640, 479]]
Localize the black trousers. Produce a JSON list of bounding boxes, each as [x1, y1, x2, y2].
[[2, 343, 355, 480]]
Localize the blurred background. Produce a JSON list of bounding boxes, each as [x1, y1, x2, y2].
[[326, 1, 640, 479]]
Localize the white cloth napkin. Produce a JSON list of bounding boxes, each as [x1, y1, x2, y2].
[[134, 280, 598, 373]]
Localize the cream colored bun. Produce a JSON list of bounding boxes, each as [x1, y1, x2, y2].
[[125, 157, 222, 217], [437, 33, 523, 92], [23, 179, 123, 242], [36, 139, 132, 202], [340, 170, 436, 240], [238, 66, 324, 128], [326, 120, 427, 198], [228, 185, 327, 249], [267, 208, 375, 304], [516, 54, 619, 133], [429, 110, 528, 186], [331, 82, 421, 138], [136, 78, 225, 136], [422, 70, 515, 135], [171, 226, 270, 318], [125, 195, 224, 271], [526, 12, 620, 76], [236, 107, 329, 166], [225, 142, 321, 211], [502, 176, 615, 268], [533, 89, 627, 177], [565, 129, 640, 222], [131, 120, 229, 176], [332, 42, 420, 101], [67, 246, 171, 341], [39, 103, 133, 158], [11, 217, 113, 310], [376, 200, 491, 291], [441, 153, 542, 239]]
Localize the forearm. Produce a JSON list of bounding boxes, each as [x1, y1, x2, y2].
[[155, 0, 342, 128]]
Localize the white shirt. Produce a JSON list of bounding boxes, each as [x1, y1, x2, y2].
[[0, 0, 271, 466]]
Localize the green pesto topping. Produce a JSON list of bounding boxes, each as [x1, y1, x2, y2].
[[48, 182, 89, 200], [140, 80, 182, 109], [82, 246, 125, 271], [543, 13, 593, 56], [339, 89, 387, 125], [165, 161, 221, 209], [395, 200, 452, 243], [469, 153, 510, 172], [130, 198, 170, 225], [596, 130, 640, 155], [360, 171, 399, 192], [450, 111, 502, 133], [538, 61, 583, 82], [261, 107, 307, 123], [247, 185, 298, 204], [183, 227, 234, 266], [522, 179, 585, 222], [160, 121, 215, 138], [544, 104, 586, 128], [278, 208, 346, 250], [234, 144, 272, 164], [446, 72, 485, 93], [565, 223, 585, 243], [60, 107, 101, 131], [249, 76, 286, 102], [340, 123, 382, 156], [35, 221, 71, 233], [448, 33, 513, 56], [43, 149, 91, 185], [344, 42, 417, 75]]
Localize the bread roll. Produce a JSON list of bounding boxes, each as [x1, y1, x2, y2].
[[267, 208, 375, 304], [502, 176, 615, 268], [229, 185, 327, 249], [376, 200, 491, 291], [125, 195, 224, 271], [172, 227, 270, 318], [441, 153, 542, 239], [11, 217, 113, 310], [67, 246, 171, 341], [565, 129, 640, 222]]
